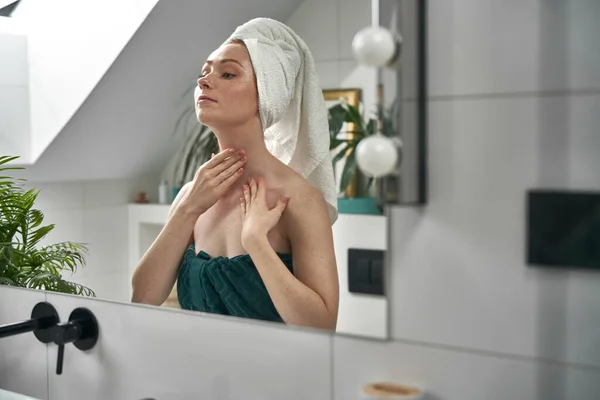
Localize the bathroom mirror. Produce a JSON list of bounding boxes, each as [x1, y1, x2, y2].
[[0, 0, 424, 340]]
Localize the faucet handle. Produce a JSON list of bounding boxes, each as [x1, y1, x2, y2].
[[30, 302, 60, 344], [52, 307, 99, 375]]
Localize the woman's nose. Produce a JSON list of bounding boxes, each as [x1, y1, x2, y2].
[[198, 75, 211, 89]]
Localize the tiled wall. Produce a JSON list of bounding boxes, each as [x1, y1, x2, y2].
[[24, 176, 161, 302], [0, 285, 332, 400], [287, 0, 378, 115], [0, 288, 47, 399], [334, 335, 600, 400], [333, 0, 600, 399]]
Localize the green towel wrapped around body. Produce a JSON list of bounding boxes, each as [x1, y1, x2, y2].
[[177, 244, 294, 323]]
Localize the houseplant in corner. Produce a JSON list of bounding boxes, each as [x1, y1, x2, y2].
[[328, 98, 399, 214], [0, 156, 95, 296]]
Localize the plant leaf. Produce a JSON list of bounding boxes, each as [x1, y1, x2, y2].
[[0, 277, 15, 286], [366, 119, 377, 136], [367, 177, 374, 190], [0, 155, 94, 297], [328, 104, 346, 140], [339, 147, 357, 193], [329, 138, 347, 150], [344, 104, 364, 127], [331, 143, 351, 166]]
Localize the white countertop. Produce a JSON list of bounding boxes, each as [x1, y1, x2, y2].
[[0, 389, 41, 400]]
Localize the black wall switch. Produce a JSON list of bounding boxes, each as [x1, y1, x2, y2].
[[527, 189, 600, 270], [348, 248, 385, 295]]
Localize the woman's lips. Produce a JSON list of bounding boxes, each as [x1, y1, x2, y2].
[[198, 96, 216, 104]]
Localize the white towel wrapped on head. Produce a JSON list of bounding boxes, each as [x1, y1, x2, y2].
[[225, 17, 338, 225]]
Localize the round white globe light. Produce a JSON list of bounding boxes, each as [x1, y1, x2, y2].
[[352, 26, 397, 67], [355, 134, 399, 178]]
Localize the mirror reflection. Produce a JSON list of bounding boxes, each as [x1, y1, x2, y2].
[[0, 0, 406, 340]]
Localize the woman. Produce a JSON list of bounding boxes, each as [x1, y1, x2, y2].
[[131, 18, 339, 330]]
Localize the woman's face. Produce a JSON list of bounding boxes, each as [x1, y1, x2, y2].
[[194, 42, 258, 128]]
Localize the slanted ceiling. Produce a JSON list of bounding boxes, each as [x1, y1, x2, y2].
[[16, 0, 303, 182]]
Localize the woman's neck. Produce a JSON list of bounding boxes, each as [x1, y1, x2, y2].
[[212, 121, 278, 187]]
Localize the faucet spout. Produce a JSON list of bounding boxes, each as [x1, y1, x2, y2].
[[0, 318, 40, 339], [0, 302, 59, 342]]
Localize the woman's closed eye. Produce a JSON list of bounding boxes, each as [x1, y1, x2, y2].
[[197, 72, 236, 79]]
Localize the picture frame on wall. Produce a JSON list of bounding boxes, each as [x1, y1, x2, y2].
[[323, 88, 362, 199]]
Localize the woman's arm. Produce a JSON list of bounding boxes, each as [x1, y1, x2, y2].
[[131, 148, 247, 305], [241, 180, 339, 330], [130, 182, 199, 305]]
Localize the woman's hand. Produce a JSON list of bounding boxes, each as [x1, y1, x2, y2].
[[240, 177, 289, 250], [180, 148, 246, 216]]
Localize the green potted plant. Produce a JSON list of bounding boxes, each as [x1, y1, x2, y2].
[[328, 99, 399, 213], [0, 156, 95, 296]]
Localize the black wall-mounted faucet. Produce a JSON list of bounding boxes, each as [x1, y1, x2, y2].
[[51, 307, 99, 375], [0, 302, 99, 375], [0, 301, 59, 343]]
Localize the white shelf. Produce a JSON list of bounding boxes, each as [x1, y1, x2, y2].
[[127, 203, 171, 300], [127, 203, 170, 225]]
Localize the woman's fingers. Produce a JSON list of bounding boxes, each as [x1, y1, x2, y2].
[[206, 148, 236, 169], [240, 196, 246, 216], [256, 177, 267, 200], [211, 150, 246, 176], [273, 196, 289, 215], [217, 165, 244, 190], [243, 184, 251, 207], [249, 177, 258, 201], [214, 157, 246, 185]]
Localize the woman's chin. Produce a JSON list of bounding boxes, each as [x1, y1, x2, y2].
[[196, 112, 216, 127]]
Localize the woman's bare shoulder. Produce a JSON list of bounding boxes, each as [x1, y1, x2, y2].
[[278, 167, 319, 195], [278, 168, 334, 257], [279, 168, 328, 218]]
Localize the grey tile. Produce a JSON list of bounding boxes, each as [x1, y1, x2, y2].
[[388, 94, 600, 367], [0, 286, 49, 400], [333, 335, 600, 400], [427, 0, 600, 97], [45, 292, 332, 400], [338, 0, 372, 60], [287, 0, 339, 61]]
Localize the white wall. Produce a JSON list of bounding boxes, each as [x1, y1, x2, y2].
[[24, 175, 161, 302], [0, 26, 30, 160], [0, 285, 332, 400], [287, 0, 378, 119], [10, 0, 158, 163], [335, 1, 600, 399], [330, 215, 387, 338]]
